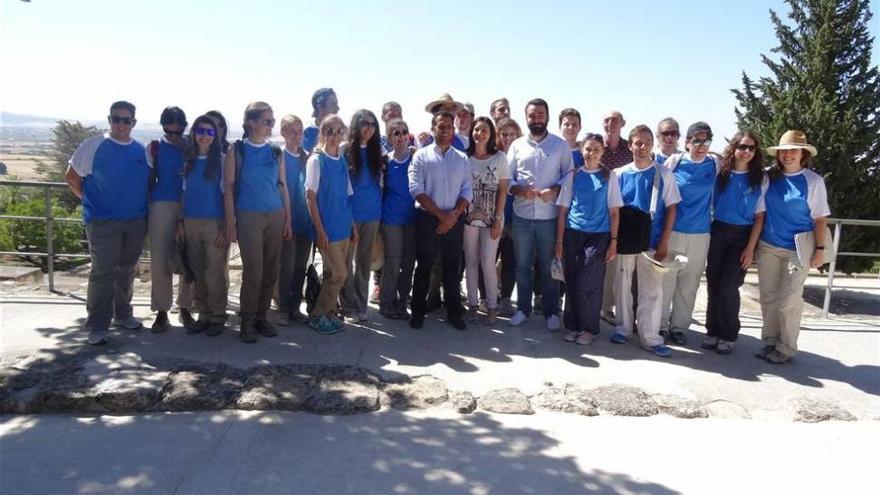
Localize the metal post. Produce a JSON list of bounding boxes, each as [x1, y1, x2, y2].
[[822, 221, 843, 317], [44, 187, 54, 293]]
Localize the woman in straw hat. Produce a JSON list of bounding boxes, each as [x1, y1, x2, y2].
[[756, 130, 830, 364]]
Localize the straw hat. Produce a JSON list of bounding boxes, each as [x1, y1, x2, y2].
[[424, 93, 462, 113], [766, 130, 817, 157]]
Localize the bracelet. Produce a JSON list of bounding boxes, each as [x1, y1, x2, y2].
[[610, 237, 618, 241], [816, 246, 825, 250]]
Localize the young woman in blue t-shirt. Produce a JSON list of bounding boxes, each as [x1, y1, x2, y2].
[[756, 131, 830, 364], [702, 131, 766, 354]]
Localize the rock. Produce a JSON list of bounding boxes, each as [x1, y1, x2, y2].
[[36, 370, 101, 413], [532, 387, 597, 416], [790, 397, 856, 423], [588, 385, 658, 417], [81, 353, 169, 412], [384, 375, 448, 410], [236, 365, 315, 411], [0, 369, 46, 413], [303, 366, 382, 414], [478, 388, 534, 415], [652, 394, 708, 419], [161, 365, 245, 411], [447, 390, 477, 414], [704, 400, 751, 419]]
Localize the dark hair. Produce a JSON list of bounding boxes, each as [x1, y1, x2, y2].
[[490, 98, 509, 114], [205, 110, 229, 152], [581, 133, 611, 180], [558, 108, 581, 127], [109, 100, 136, 117], [345, 109, 383, 181], [432, 111, 455, 127], [160, 106, 187, 128], [718, 130, 764, 191], [628, 124, 654, 142], [311, 88, 336, 117], [183, 115, 222, 182], [769, 149, 813, 180], [465, 117, 499, 157], [525, 98, 549, 115], [384, 118, 408, 140]]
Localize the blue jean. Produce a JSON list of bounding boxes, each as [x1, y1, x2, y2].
[[511, 214, 559, 316]]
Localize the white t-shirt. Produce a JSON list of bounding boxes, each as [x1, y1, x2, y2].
[[466, 151, 511, 226]]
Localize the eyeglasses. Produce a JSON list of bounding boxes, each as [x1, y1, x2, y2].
[[322, 127, 345, 136], [736, 144, 757, 152], [660, 131, 680, 138], [163, 128, 184, 136], [391, 129, 409, 137], [691, 138, 712, 146], [194, 127, 216, 137], [110, 115, 133, 125]]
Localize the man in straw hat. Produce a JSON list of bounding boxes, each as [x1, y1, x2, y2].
[[417, 93, 467, 151]]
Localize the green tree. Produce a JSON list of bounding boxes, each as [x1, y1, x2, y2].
[[732, 0, 880, 273], [34, 120, 102, 210], [0, 198, 84, 270]]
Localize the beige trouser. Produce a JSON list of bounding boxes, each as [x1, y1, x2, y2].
[[601, 257, 617, 315], [148, 201, 193, 312], [614, 253, 665, 348], [660, 231, 710, 332], [312, 239, 350, 318], [184, 218, 230, 324], [756, 241, 810, 357], [236, 209, 284, 321]]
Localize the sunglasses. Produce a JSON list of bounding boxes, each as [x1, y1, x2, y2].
[[736, 144, 757, 152], [163, 128, 184, 136], [691, 138, 712, 146], [391, 129, 409, 137], [660, 130, 680, 138], [110, 115, 133, 125], [322, 127, 345, 136], [194, 127, 216, 137]]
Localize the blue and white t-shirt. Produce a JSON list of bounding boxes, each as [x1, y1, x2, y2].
[[760, 169, 830, 250], [149, 138, 185, 203], [571, 149, 585, 168], [305, 152, 354, 243], [557, 168, 623, 233], [666, 154, 720, 234], [713, 171, 767, 226], [68, 133, 151, 224], [615, 161, 682, 249]]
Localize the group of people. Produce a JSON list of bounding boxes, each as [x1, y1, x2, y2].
[[65, 89, 831, 365]]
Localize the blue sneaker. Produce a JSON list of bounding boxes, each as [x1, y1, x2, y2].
[[329, 317, 345, 331], [309, 316, 338, 335], [644, 344, 672, 357], [610, 333, 629, 344]]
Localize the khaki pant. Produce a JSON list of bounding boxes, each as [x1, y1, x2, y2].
[[757, 241, 810, 357], [236, 209, 284, 321], [312, 239, 349, 318], [148, 201, 193, 312], [614, 253, 665, 348], [601, 257, 617, 315], [85, 218, 147, 331], [184, 218, 229, 324], [660, 231, 710, 332], [341, 220, 380, 315]]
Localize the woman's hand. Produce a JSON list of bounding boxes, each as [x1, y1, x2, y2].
[[554, 242, 563, 260], [225, 220, 237, 244], [282, 222, 292, 241], [214, 228, 227, 248], [740, 246, 755, 270], [810, 249, 824, 269], [175, 222, 185, 242], [317, 229, 330, 251], [606, 240, 617, 263], [490, 222, 502, 241]]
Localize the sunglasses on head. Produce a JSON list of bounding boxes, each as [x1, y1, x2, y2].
[[660, 130, 679, 138], [322, 126, 344, 136], [691, 138, 712, 146], [194, 127, 216, 137], [110, 115, 133, 125], [391, 129, 409, 137], [736, 144, 757, 152]]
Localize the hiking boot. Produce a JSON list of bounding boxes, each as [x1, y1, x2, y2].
[[497, 297, 515, 317], [484, 308, 499, 326], [151, 311, 170, 334], [112, 316, 143, 330], [765, 349, 792, 364], [255, 319, 278, 337], [178, 309, 196, 330], [309, 315, 339, 335], [465, 306, 479, 323], [206, 323, 225, 337], [448, 313, 467, 331], [715, 339, 735, 355], [239, 320, 258, 343], [87, 328, 108, 345], [701, 336, 719, 350], [186, 320, 209, 335], [755, 345, 775, 360], [409, 313, 425, 329]]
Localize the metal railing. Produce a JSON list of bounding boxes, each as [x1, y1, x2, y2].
[[1, 180, 878, 316]]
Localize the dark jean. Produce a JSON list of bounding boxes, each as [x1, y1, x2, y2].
[[705, 220, 752, 341], [511, 214, 559, 316], [562, 229, 609, 334], [85, 218, 147, 331], [411, 211, 464, 318], [278, 232, 312, 315]]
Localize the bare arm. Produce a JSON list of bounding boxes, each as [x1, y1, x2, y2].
[[607, 206, 619, 262], [306, 189, 329, 250], [65, 166, 82, 200], [740, 212, 765, 269], [654, 203, 676, 261], [810, 216, 829, 268], [223, 150, 237, 243], [277, 153, 292, 240], [555, 206, 569, 259]]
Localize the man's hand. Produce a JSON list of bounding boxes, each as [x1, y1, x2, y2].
[[538, 188, 557, 203]]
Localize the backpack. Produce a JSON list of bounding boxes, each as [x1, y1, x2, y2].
[[304, 244, 322, 314], [148, 140, 161, 190], [232, 139, 283, 202]]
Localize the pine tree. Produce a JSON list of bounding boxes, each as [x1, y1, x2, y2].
[[34, 120, 102, 210], [733, 0, 880, 273]]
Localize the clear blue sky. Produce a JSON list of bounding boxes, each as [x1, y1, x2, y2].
[[2, 0, 878, 148]]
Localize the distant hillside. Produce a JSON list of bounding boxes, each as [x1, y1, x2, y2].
[[0, 112, 64, 127]]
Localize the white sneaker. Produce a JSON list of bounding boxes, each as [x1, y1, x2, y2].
[[87, 328, 108, 345], [509, 310, 529, 326], [546, 314, 561, 332], [112, 316, 143, 330], [564, 330, 580, 342]]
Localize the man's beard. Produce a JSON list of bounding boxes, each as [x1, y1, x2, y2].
[[528, 122, 547, 135]]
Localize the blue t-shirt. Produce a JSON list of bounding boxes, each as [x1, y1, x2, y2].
[[349, 147, 383, 223], [382, 154, 417, 226], [316, 154, 354, 242], [69, 134, 151, 224], [761, 169, 830, 250], [714, 171, 765, 226], [616, 162, 681, 250], [235, 140, 283, 213], [150, 139, 185, 202], [284, 149, 314, 236], [183, 156, 224, 219], [670, 155, 717, 234], [302, 125, 320, 153], [563, 170, 616, 233], [571, 149, 585, 168]]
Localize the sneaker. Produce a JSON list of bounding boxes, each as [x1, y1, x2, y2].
[[87, 328, 108, 345], [497, 297, 515, 317], [394, 310, 411, 320], [370, 285, 380, 304], [600, 310, 616, 325], [533, 295, 543, 315], [290, 310, 309, 324], [206, 323, 224, 337], [178, 309, 196, 329], [765, 349, 791, 364], [328, 317, 345, 331], [610, 333, 629, 344], [343, 314, 360, 324], [564, 330, 581, 343], [546, 314, 561, 332], [112, 316, 143, 330], [575, 332, 595, 346], [509, 310, 529, 327], [755, 345, 775, 360], [715, 339, 735, 355], [255, 319, 278, 337], [151, 311, 170, 334], [644, 344, 672, 358], [308, 315, 339, 335], [186, 320, 209, 335], [448, 314, 467, 331], [701, 336, 719, 350], [477, 299, 488, 314], [409, 313, 425, 329], [278, 313, 290, 326], [239, 320, 258, 343], [484, 308, 498, 326], [667, 329, 687, 346], [465, 306, 479, 323], [356, 312, 369, 323]]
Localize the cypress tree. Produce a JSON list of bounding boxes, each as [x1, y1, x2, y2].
[[733, 0, 880, 273]]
